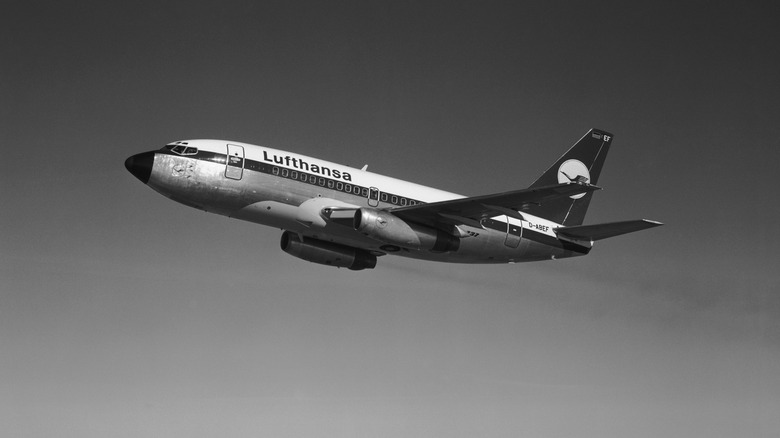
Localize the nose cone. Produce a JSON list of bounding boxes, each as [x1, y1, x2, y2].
[[124, 151, 155, 184]]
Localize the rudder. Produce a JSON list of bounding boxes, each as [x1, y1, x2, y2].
[[524, 129, 613, 225]]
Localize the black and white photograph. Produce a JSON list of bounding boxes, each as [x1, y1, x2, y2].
[[2, 1, 778, 436]]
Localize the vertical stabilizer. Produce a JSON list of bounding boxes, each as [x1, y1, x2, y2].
[[524, 129, 613, 225]]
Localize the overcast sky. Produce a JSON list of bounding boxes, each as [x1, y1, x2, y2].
[[2, 1, 779, 437]]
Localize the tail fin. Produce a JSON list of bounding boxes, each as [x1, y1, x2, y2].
[[524, 129, 613, 225]]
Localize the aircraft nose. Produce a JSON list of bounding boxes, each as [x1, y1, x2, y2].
[[124, 151, 155, 184]]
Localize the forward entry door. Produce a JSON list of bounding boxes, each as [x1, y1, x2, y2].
[[225, 144, 244, 180]]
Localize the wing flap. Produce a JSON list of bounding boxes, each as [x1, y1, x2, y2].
[[556, 219, 663, 242]]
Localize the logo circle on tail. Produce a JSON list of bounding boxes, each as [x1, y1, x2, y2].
[[557, 159, 590, 199]]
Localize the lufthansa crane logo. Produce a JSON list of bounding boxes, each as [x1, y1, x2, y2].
[[557, 159, 590, 199]]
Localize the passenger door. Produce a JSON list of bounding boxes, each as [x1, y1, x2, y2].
[[225, 144, 244, 180], [504, 219, 522, 248]]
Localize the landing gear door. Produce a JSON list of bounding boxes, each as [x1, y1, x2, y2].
[[226, 144, 244, 180]]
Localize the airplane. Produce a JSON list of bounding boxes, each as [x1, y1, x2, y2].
[[125, 129, 661, 270]]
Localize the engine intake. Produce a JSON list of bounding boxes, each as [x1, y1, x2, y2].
[[353, 208, 459, 253], [280, 231, 377, 270]]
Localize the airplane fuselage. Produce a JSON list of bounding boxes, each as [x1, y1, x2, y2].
[[126, 139, 586, 267]]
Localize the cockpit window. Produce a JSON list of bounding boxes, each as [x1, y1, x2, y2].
[[171, 145, 198, 156]]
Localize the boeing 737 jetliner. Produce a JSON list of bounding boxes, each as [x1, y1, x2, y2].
[[125, 129, 661, 270]]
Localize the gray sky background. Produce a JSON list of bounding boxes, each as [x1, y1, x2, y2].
[[2, 1, 779, 436]]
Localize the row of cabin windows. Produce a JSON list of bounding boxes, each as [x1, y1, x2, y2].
[[379, 192, 420, 207], [271, 166, 422, 207]]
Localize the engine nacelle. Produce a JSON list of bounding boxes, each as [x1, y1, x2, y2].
[[280, 231, 377, 270], [353, 208, 459, 253]]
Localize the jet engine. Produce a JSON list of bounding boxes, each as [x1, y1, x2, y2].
[[280, 231, 377, 270], [353, 208, 459, 253]]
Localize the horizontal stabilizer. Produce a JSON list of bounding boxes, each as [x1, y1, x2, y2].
[[556, 219, 663, 242]]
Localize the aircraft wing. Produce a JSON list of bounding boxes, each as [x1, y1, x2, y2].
[[556, 219, 663, 242], [389, 182, 601, 228]]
